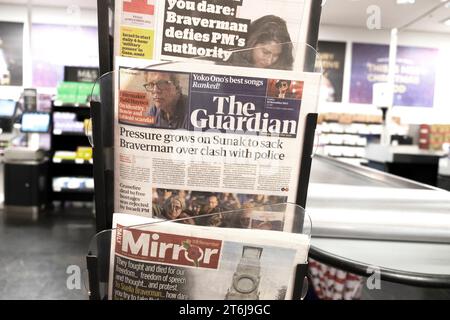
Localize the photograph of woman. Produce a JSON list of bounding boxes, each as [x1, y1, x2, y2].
[[226, 15, 294, 70]]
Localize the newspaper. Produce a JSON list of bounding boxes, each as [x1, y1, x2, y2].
[[108, 213, 310, 300], [114, 0, 316, 71], [114, 57, 321, 231]]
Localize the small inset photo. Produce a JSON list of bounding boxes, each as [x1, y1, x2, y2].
[[267, 79, 303, 100]]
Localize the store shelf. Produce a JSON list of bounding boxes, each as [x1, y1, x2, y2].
[[317, 118, 383, 165], [319, 120, 382, 125], [324, 143, 367, 147], [335, 157, 369, 166], [52, 158, 93, 165], [52, 129, 85, 136], [50, 99, 93, 202], [321, 131, 381, 136], [53, 188, 94, 193], [326, 155, 364, 159], [53, 101, 90, 108], [53, 176, 94, 190]]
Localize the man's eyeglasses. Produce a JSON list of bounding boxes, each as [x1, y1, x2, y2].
[[144, 80, 174, 91], [280, 82, 289, 87]]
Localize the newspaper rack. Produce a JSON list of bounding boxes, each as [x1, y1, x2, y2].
[[85, 42, 323, 300], [86, 202, 311, 300]]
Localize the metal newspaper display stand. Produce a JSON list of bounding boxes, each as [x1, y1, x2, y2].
[[87, 0, 323, 300], [85, 42, 323, 300], [91, 0, 322, 234]]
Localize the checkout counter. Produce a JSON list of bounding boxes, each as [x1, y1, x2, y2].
[[364, 144, 445, 186], [438, 157, 450, 191], [307, 155, 450, 289]]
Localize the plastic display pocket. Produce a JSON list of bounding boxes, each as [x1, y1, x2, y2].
[[86, 203, 312, 300]]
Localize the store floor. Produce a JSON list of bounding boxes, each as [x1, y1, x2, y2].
[[0, 203, 96, 300]]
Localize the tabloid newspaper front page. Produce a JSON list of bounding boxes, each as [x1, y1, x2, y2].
[[114, 57, 320, 230], [114, 0, 314, 71], [108, 213, 310, 300]]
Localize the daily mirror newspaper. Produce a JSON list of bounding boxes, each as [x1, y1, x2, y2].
[[114, 57, 321, 230], [114, 0, 316, 71], [108, 213, 310, 300]]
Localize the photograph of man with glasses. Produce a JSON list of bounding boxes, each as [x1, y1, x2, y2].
[[143, 71, 189, 130]]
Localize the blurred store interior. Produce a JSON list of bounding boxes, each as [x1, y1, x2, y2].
[[0, 0, 449, 300]]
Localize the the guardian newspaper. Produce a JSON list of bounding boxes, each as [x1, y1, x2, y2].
[[114, 58, 320, 229]]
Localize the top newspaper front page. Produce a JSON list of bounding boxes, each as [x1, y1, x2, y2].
[[114, 0, 315, 71]]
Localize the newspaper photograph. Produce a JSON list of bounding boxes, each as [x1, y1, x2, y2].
[[151, 188, 286, 228], [108, 213, 310, 300], [114, 0, 317, 71], [114, 58, 321, 227]]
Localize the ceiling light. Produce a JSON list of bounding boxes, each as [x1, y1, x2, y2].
[[397, 0, 415, 4], [444, 18, 450, 26]]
